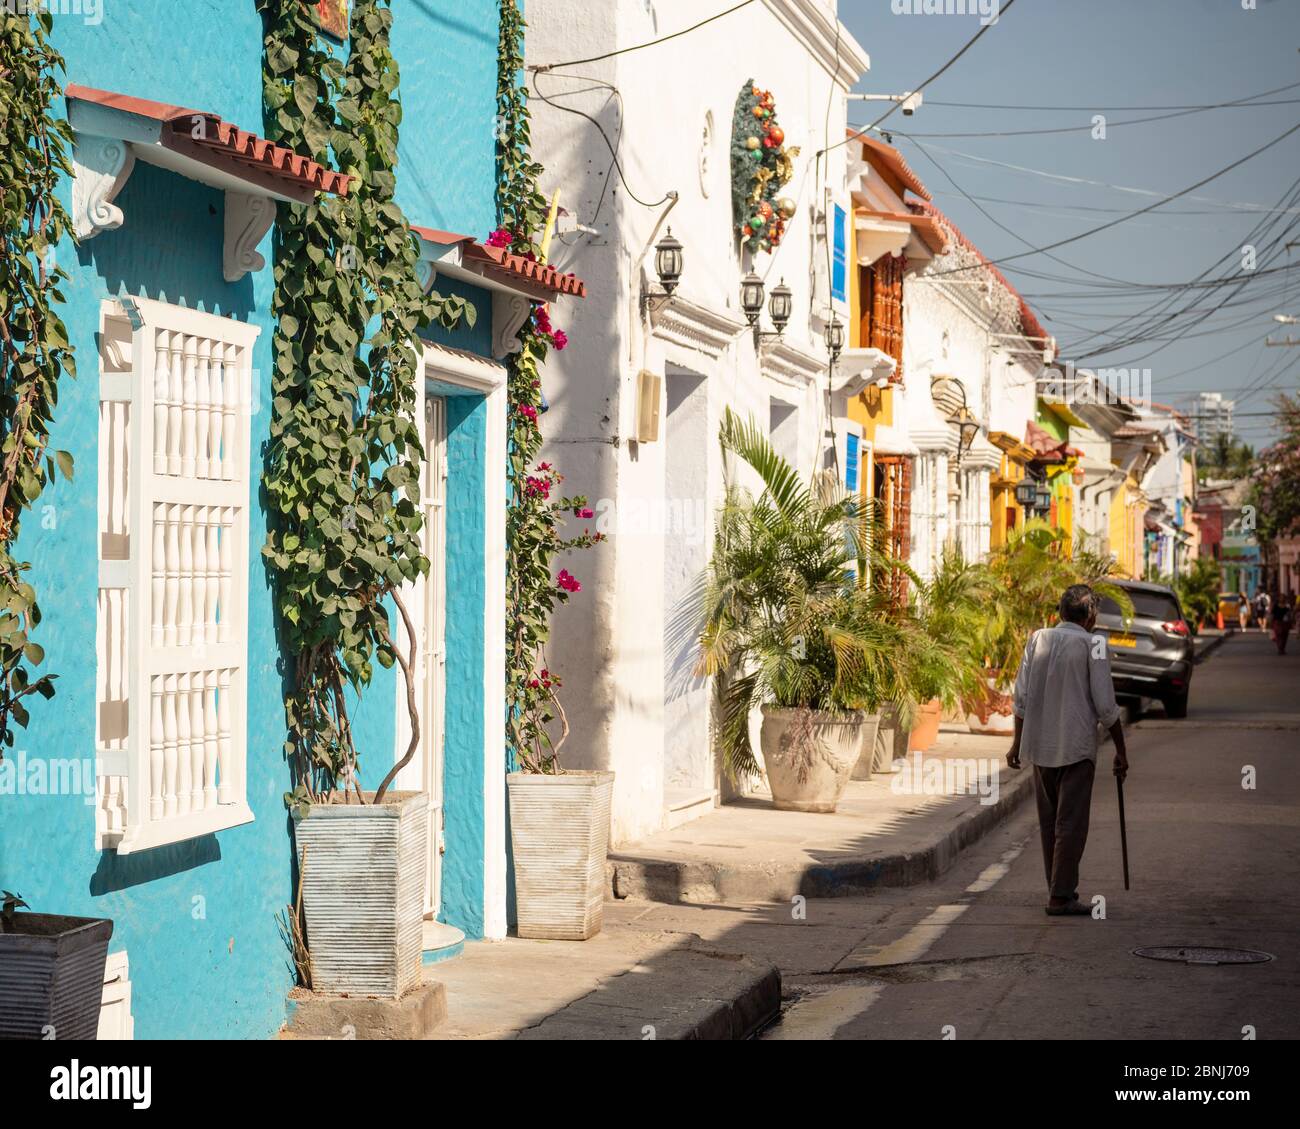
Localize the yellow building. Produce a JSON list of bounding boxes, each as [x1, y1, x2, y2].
[[988, 431, 1035, 548]]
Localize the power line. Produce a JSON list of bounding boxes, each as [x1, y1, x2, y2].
[[924, 121, 1300, 279], [920, 82, 1300, 112], [890, 137, 1300, 215], [890, 97, 1300, 140], [821, 0, 1018, 158], [532, 0, 756, 72]]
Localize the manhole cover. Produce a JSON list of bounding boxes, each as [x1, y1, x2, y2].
[[1134, 946, 1274, 966]]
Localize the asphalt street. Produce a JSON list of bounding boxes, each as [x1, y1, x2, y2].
[[762, 629, 1300, 1040]]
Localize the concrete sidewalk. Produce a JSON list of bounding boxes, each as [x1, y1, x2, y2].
[[427, 918, 779, 1040], [608, 728, 1029, 905]]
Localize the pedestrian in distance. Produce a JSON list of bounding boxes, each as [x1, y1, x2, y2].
[[1006, 584, 1129, 917], [1255, 590, 1271, 634], [1238, 591, 1250, 632], [1270, 592, 1294, 655]]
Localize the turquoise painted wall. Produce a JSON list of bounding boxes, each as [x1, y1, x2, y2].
[[0, 3, 503, 1038]]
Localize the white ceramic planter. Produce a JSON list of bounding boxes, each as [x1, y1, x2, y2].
[[849, 713, 883, 780], [292, 791, 428, 998], [966, 677, 1015, 736], [761, 706, 867, 813], [0, 914, 113, 1040], [507, 770, 614, 941]]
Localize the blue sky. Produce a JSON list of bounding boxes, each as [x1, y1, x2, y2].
[[839, 0, 1300, 447]]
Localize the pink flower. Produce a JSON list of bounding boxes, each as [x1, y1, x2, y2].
[[524, 475, 551, 500], [486, 228, 513, 249], [517, 404, 538, 422], [538, 462, 552, 472], [534, 306, 553, 335], [552, 329, 569, 351], [576, 507, 594, 519], [557, 569, 581, 594]]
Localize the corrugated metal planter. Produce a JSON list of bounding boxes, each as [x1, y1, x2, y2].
[[292, 791, 428, 998], [507, 771, 614, 940], [0, 913, 113, 1040], [761, 707, 866, 812]]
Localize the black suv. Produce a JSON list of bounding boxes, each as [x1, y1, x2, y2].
[[1094, 579, 1195, 718]]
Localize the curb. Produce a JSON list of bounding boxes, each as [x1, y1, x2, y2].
[[609, 769, 1035, 905], [1194, 630, 1232, 665], [513, 949, 781, 1040]]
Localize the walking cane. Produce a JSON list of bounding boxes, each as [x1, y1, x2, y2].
[[1116, 775, 1130, 891]]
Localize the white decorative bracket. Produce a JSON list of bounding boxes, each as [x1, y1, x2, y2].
[[72, 134, 136, 240], [223, 192, 276, 283], [492, 290, 533, 359]]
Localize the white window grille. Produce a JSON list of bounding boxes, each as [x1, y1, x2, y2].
[[95, 298, 257, 853]]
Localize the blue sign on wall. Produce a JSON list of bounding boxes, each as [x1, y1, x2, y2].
[[845, 432, 860, 492]]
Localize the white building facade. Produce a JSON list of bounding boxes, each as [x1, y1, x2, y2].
[[525, 0, 870, 842]]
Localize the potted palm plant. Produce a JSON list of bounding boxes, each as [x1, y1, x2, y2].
[[907, 548, 993, 745], [696, 411, 901, 813], [0, 892, 113, 1040]]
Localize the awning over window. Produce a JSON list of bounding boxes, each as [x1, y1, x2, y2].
[[66, 84, 354, 281], [410, 226, 587, 360]]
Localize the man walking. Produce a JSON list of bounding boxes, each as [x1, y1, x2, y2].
[[1006, 584, 1129, 916], [1270, 592, 1293, 655]]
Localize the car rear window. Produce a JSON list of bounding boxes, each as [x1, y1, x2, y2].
[[1098, 591, 1181, 621]]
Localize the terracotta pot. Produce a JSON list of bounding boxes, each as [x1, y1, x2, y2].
[[760, 707, 867, 813], [908, 699, 942, 752]]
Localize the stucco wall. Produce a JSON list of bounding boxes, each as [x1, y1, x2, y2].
[[524, 0, 865, 842], [0, 3, 501, 1038]]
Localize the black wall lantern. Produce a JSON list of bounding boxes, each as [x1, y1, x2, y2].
[[641, 227, 684, 315], [1014, 479, 1039, 508], [741, 273, 793, 349], [948, 405, 980, 465], [824, 314, 845, 363]]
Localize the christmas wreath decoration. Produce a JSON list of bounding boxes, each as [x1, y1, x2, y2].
[[730, 79, 800, 255]]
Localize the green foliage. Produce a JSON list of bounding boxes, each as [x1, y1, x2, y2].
[[1199, 430, 1255, 482], [498, 1, 601, 773], [258, 0, 471, 803], [1251, 393, 1300, 544], [1155, 557, 1220, 629], [1, 890, 29, 932], [696, 410, 906, 779], [0, 9, 74, 758]]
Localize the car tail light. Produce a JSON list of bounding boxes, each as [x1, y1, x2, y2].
[[1162, 619, 1189, 636]]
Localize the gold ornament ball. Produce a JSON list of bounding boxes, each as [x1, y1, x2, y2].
[[776, 197, 797, 220], [745, 136, 760, 151]]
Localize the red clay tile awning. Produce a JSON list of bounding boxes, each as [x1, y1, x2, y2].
[[412, 227, 587, 299], [856, 134, 932, 201], [855, 208, 948, 255], [66, 84, 353, 200]]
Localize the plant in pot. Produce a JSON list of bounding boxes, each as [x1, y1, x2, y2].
[[0, 891, 113, 1040], [502, 436, 607, 942], [904, 547, 993, 750], [696, 411, 902, 813], [261, 0, 473, 999]]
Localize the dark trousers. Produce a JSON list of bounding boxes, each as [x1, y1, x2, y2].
[[1033, 759, 1096, 901]]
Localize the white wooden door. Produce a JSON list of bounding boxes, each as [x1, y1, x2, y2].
[[421, 394, 448, 917]]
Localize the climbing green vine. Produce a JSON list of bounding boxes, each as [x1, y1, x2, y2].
[[497, 1, 601, 773], [0, 9, 75, 758], [258, 0, 472, 807]]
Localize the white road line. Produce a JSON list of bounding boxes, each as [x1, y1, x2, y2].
[[966, 842, 1029, 893]]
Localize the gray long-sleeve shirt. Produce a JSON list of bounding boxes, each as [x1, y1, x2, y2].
[[1012, 622, 1121, 767]]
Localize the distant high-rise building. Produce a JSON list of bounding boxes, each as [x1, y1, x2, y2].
[[1196, 391, 1235, 441]]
